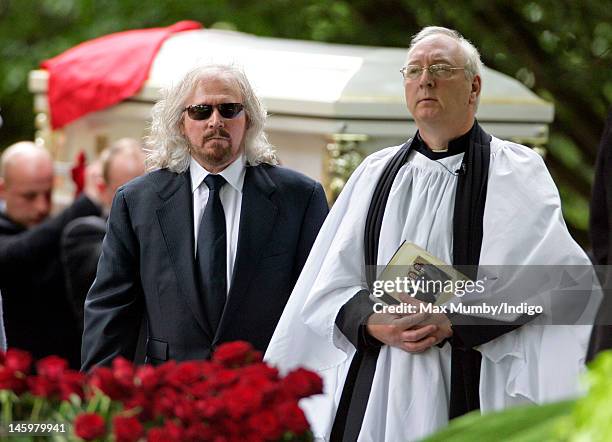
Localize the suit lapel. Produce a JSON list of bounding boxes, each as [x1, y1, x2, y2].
[[156, 171, 214, 342], [214, 166, 278, 343]]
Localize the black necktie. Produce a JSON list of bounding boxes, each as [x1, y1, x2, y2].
[[197, 174, 227, 333]]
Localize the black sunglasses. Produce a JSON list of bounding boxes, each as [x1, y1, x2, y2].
[[183, 103, 244, 120]]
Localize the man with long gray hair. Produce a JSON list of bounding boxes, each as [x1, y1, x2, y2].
[[82, 64, 328, 369]]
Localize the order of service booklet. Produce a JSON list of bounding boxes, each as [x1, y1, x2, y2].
[[369, 241, 471, 307]]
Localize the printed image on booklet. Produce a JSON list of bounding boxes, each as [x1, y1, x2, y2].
[[370, 241, 471, 307]]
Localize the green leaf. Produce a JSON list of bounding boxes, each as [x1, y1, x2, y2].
[[423, 400, 575, 442]]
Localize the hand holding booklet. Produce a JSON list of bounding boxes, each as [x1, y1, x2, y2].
[[370, 242, 547, 323], [369, 241, 471, 307]]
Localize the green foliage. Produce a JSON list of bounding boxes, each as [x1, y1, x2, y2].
[[422, 399, 574, 442], [0, 0, 609, 243], [563, 350, 612, 441], [424, 350, 612, 441]]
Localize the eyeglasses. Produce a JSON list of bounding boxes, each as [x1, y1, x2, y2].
[[400, 64, 466, 80], [183, 103, 244, 120]]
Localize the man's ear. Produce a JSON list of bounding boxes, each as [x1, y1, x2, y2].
[[0, 177, 5, 199], [470, 75, 481, 104]]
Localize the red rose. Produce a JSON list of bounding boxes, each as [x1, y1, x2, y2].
[[240, 363, 279, 380], [28, 375, 57, 398], [74, 412, 106, 441], [208, 369, 239, 390], [58, 370, 86, 400], [197, 360, 219, 377], [113, 415, 143, 442], [213, 341, 261, 367], [4, 348, 32, 373], [150, 360, 177, 384], [223, 385, 264, 419], [237, 373, 278, 401], [276, 401, 310, 435], [135, 365, 159, 392], [282, 368, 323, 399], [247, 411, 283, 440], [37, 355, 68, 380], [174, 398, 198, 424], [152, 387, 179, 418], [90, 367, 128, 400], [146, 423, 183, 442], [112, 357, 136, 388], [123, 391, 153, 420], [184, 422, 216, 441], [189, 380, 213, 399], [0, 366, 28, 394], [146, 427, 169, 442], [166, 361, 203, 389], [195, 396, 226, 420], [219, 417, 243, 440], [242, 433, 266, 442], [163, 421, 184, 440]]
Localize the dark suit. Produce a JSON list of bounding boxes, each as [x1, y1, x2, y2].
[[61, 215, 107, 331], [81, 164, 328, 369], [0, 195, 101, 367], [587, 108, 612, 360], [61, 215, 147, 363]]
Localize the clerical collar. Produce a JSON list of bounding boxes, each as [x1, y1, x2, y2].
[[412, 122, 476, 160]]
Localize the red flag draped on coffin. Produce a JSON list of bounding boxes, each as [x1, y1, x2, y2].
[[41, 20, 202, 129]]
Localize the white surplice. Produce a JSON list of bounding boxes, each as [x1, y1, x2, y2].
[[265, 137, 597, 442]]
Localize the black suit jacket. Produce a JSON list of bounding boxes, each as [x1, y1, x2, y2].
[[0, 195, 101, 368], [81, 164, 328, 369], [61, 215, 148, 364], [61, 215, 107, 331]]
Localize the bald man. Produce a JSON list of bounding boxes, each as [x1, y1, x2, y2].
[[61, 138, 146, 334], [0, 142, 55, 227], [0, 141, 102, 367]]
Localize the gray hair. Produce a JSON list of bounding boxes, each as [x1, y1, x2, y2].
[[407, 26, 484, 82], [146, 64, 278, 173]]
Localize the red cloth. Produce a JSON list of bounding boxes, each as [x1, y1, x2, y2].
[[41, 21, 202, 129], [71, 150, 87, 196]]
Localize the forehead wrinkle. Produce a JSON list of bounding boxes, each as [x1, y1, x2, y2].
[[407, 54, 456, 66], [406, 37, 465, 66], [190, 74, 242, 102]]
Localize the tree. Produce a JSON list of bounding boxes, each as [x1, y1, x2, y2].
[[0, 0, 609, 243]]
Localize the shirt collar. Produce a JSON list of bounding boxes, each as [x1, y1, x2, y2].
[[190, 155, 246, 194]]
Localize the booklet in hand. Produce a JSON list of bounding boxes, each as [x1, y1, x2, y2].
[[370, 241, 471, 307]]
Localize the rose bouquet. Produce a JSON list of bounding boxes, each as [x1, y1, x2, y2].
[[0, 341, 322, 441]]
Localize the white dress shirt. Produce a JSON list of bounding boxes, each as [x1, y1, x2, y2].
[[190, 156, 245, 294]]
